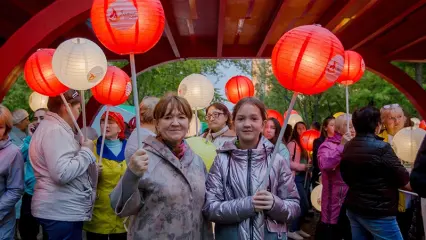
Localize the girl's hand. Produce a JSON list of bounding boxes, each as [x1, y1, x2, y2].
[[253, 190, 275, 211], [340, 132, 352, 145]]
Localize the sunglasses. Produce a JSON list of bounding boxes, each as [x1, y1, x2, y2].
[[382, 103, 400, 109]]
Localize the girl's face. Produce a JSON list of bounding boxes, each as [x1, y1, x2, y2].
[[234, 104, 264, 148], [263, 120, 276, 140], [296, 123, 307, 136], [156, 105, 189, 144], [326, 119, 336, 137], [383, 108, 405, 135], [100, 118, 121, 140], [348, 121, 356, 138], [0, 122, 6, 140], [206, 106, 228, 132]]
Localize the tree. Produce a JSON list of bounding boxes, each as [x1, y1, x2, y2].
[[1, 74, 32, 114]]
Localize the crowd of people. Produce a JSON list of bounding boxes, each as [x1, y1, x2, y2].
[[1, 89, 426, 240]]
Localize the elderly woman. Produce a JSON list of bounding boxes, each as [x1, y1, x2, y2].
[[202, 103, 236, 148], [0, 104, 24, 239], [110, 95, 210, 239], [316, 114, 354, 240]]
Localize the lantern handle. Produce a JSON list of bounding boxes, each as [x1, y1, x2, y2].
[[345, 85, 350, 133], [98, 106, 111, 166], [195, 107, 199, 137], [130, 53, 142, 149], [60, 93, 84, 137], [81, 90, 87, 141], [258, 92, 299, 191]]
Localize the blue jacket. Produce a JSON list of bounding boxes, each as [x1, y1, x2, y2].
[[21, 136, 36, 195]]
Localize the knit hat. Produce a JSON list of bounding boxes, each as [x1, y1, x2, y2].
[[12, 109, 29, 125], [101, 111, 125, 140]]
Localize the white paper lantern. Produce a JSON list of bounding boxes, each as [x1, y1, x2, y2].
[[52, 38, 107, 90], [187, 114, 201, 137], [288, 114, 304, 127], [29, 92, 49, 111], [411, 118, 421, 128], [392, 127, 426, 163], [178, 74, 214, 109]]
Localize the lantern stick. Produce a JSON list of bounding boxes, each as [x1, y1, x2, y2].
[[258, 92, 299, 190], [345, 85, 350, 133], [98, 106, 111, 166], [195, 107, 199, 137], [130, 53, 142, 149], [81, 90, 88, 141], [60, 93, 84, 137], [304, 153, 311, 189]]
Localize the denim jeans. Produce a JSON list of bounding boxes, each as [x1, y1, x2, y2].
[[0, 213, 15, 240], [290, 173, 309, 232], [346, 210, 403, 240], [37, 218, 83, 240]]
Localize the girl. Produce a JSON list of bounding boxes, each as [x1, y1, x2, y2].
[[203, 97, 300, 240], [312, 116, 335, 188], [263, 117, 290, 166], [202, 103, 236, 148], [287, 121, 311, 240], [0, 104, 24, 239], [84, 111, 127, 240]]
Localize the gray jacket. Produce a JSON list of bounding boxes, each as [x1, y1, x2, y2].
[[203, 137, 300, 240], [29, 112, 97, 221], [110, 136, 211, 239]]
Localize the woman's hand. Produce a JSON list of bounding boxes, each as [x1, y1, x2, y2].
[[128, 149, 149, 177], [340, 132, 352, 145], [253, 190, 275, 212], [97, 163, 103, 176]]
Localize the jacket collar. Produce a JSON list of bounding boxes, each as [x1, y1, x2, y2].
[[218, 136, 274, 161], [326, 132, 342, 144], [95, 137, 127, 162], [0, 136, 11, 150], [355, 132, 384, 141]]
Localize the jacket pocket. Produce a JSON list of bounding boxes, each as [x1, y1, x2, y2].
[[265, 219, 285, 239]]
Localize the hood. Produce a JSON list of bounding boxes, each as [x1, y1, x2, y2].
[[0, 136, 12, 150], [326, 132, 343, 144]]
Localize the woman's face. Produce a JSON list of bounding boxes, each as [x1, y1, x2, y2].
[[0, 122, 6, 140], [263, 120, 276, 140], [383, 108, 405, 135], [326, 119, 335, 137], [100, 118, 121, 140], [206, 106, 228, 132], [349, 121, 356, 137], [70, 103, 82, 121], [296, 123, 307, 136], [156, 105, 189, 144], [234, 104, 264, 147]]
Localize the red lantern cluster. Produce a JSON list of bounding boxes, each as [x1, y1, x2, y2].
[[420, 120, 426, 131], [300, 129, 321, 152], [267, 109, 283, 126], [91, 0, 165, 55], [271, 24, 345, 95], [225, 75, 255, 104], [337, 50, 365, 85], [91, 66, 132, 106], [24, 49, 69, 96]]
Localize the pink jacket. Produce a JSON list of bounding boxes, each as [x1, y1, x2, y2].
[[318, 133, 348, 224]]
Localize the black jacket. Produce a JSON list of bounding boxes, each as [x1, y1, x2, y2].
[[340, 133, 409, 217], [410, 136, 426, 197]]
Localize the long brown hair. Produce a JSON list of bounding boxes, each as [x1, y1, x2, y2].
[[320, 116, 335, 138], [266, 117, 281, 144], [290, 121, 308, 159]]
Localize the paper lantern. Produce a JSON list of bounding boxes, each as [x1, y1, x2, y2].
[[186, 137, 217, 171], [287, 114, 304, 127], [29, 92, 49, 111], [92, 66, 132, 106], [52, 38, 108, 90], [271, 24, 344, 95], [187, 114, 201, 137], [91, 0, 165, 55], [337, 51, 365, 86], [225, 75, 255, 104], [411, 118, 421, 128], [178, 74, 214, 109], [24, 49, 69, 96], [420, 120, 426, 130], [267, 109, 283, 126], [392, 127, 426, 163], [333, 112, 345, 118], [300, 129, 321, 152], [283, 110, 299, 119]]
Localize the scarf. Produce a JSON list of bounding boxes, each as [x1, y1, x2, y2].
[[206, 125, 230, 142], [157, 136, 187, 160]]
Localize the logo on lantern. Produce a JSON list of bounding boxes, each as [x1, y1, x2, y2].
[[87, 66, 105, 82], [178, 84, 187, 97], [106, 0, 138, 30], [125, 82, 132, 96], [325, 54, 344, 82]]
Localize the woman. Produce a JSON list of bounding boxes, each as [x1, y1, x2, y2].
[[340, 106, 409, 240], [316, 114, 354, 240], [0, 104, 24, 239], [312, 116, 335, 188], [282, 124, 293, 145], [203, 97, 300, 240], [84, 111, 127, 240], [202, 103, 236, 148], [263, 117, 290, 166], [287, 121, 311, 240], [29, 90, 96, 240], [110, 95, 210, 239]]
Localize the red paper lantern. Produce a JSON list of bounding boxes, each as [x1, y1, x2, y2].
[[283, 110, 299, 119], [267, 109, 283, 126], [271, 24, 345, 95], [225, 75, 255, 104], [420, 120, 426, 131], [337, 50, 365, 85], [91, 0, 165, 55], [300, 129, 321, 152], [91, 66, 132, 106], [24, 49, 69, 97]]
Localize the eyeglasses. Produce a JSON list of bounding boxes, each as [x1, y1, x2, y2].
[[382, 104, 400, 109], [206, 112, 224, 120]]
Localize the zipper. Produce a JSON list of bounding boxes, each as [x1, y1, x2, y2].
[[247, 149, 254, 240]]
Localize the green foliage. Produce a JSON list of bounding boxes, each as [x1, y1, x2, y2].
[[1, 74, 32, 114]]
